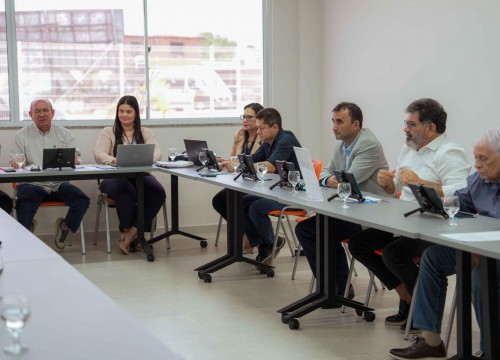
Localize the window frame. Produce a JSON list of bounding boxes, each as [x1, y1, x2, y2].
[[0, 0, 270, 128]]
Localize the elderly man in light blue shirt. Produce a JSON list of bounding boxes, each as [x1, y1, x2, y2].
[[11, 99, 89, 250]]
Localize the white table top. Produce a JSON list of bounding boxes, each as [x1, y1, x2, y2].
[[159, 167, 500, 261], [0, 211, 182, 359]]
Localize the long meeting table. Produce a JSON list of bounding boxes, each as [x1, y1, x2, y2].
[[154, 166, 499, 360], [0, 209, 181, 359], [0, 165, 156, 261]]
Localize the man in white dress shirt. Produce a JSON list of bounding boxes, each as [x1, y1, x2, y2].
[[348, 98, 471, 332]]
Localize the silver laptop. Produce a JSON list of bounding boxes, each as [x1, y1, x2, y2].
[[183, 139, 208, 166], [115, 144, 155, 167]]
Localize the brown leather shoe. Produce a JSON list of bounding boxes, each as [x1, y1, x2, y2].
[[389, 336, 446, 359]]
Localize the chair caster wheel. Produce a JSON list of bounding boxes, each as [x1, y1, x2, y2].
[[266, 269, 275, 277], [197, 272, 204, 279], [147, 254, 155, 262], [203, 274, 212, 283], [281, 314, 289, 324], [363, 311, 376, 322], [200, 240, 208, 248], [288, 318, 300, 330]]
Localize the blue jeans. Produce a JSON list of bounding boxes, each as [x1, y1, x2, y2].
[[414, 245, 500, 352], [16, 182, 90, 232], [243, 195, 286, 247], [295, 215, 361, 292]]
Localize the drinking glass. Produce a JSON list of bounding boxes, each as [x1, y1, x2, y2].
[[229, 156, 239, 174], [443, 195, 460, 226], [337, 182, 352, 209], [168, 147, 177, 162], [1, 294, 30, 354], [288, 170, 300, 193], [14, 154, 25, 170], [198, 150, 208, 166], [256, 163, 268, 182]]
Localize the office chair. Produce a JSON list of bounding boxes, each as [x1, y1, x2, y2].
[[266, 160, 323, 266], [12, 183, 86, 254], [93, 191, 169, 253]]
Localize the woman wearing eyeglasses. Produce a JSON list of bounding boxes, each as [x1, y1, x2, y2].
[[212, 102, 263, 253]]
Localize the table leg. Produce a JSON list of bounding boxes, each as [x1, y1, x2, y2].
[[278, 214, 372, 327], [148, 174, 207, 247], [194, 188, 273, 281]]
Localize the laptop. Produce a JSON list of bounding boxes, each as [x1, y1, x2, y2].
[[115, 144, 155, 167], [184, 139, 208, 166]]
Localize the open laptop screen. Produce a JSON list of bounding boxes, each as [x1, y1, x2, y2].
[[115, 144, 155, 167], [184, 139, 208, 166]]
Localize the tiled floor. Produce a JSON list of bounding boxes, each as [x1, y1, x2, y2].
[[57, 228, 480, 360]]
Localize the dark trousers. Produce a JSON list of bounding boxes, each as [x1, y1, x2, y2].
[[16, 182, 90, 232], [0, 190, 13, 215], [295, 215, 362, 293], [99, 174, 166, 232], [348, 228, 433, 293], [212, 189, 228, 220]]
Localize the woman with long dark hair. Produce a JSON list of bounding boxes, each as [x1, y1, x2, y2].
[[94, 95, 166, 254]]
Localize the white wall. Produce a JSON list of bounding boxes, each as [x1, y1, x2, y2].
[[322, 0, 500, 167]]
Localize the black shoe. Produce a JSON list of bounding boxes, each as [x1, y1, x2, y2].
[[255, 245, 267, 263], [385, 299, 410, 326], [389, 336, 446, 359], [273, 236, 286, 258], [399, 321, 422, 334]]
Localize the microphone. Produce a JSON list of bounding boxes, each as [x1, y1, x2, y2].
[[269, 178, 284, 190], [327, 193, 339, 202], [196, 163, 210, 172], [233, 171, 243, 181]]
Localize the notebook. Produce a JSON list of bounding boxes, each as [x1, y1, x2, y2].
[[115, 144, 155, 167], [184, 139, 208, 166]]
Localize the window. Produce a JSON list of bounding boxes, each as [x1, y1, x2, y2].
[[0, 0, 264, 124]]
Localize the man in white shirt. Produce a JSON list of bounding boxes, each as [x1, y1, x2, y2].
[[348, 98, 470, 331], [11, 99, 90, 250]]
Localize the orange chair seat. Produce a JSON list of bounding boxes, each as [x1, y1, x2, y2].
[[268, 209, 307, 217], [40, 201, 66, 207]]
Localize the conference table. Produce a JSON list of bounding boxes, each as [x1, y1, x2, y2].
[[0, 165, 156, 261], [0, 210, 181, 359], [155, 166, 499, 360]]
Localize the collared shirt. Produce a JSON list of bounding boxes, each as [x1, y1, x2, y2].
[[395, 134, 470, 201], [12, 123, 78, 192], [457, 172, 500, 219], [251, 129, 301, 172]]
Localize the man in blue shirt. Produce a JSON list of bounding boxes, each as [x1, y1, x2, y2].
[[389, 129, 500, 359], [244, 108, 301, 265]]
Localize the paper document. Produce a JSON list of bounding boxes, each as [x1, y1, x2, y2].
[[155, 160, 193, 168], [440, 231, 500, 242]]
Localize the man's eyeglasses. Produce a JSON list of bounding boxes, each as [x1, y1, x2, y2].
[[403, 120, 418, 130], [240, 115, 255, 121]]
